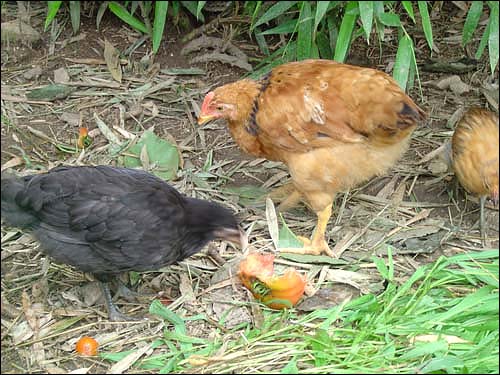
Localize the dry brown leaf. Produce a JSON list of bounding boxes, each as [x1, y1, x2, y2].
[[1, 156, 24, 171], [179, 273, 196, 303], [104, 39, 122, 83], [54, 67, 70, 84]]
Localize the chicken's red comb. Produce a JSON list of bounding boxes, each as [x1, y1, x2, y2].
[[201, 91, 215, 114]]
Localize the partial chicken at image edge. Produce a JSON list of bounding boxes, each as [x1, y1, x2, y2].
[[1, 165, 246, 321], [451, 107, 499, 245], [198, 59, 427, 257]]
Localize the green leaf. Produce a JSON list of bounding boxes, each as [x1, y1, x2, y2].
[[69, 1, 80, 34], [249, 1, 263, 31], [45, 1, 63, 31], [253, 1, 297, 31], [401, 1, 415, 22], [196, 1, 206, 19], [149, 299, 185, 327], [327, 14, 338, 54], [297, 1, 313, 60], [108, 2, 148, 34], [255, 28, 270, 55], [316, 31, 332, 59], [488, 2, 499, 73], [314, 1, 331, 32], [152, 1, 168, 54], [281, 358, 299, 374], [123, 130, 179, 181], [334, 1, 358, 62], [96, 1, 109, 31], [378, 12, 401, 27], [27, 84, 76, 101], [180, 1, 205, 22], [475, 18, 490, 59], [373, 1, 385, 41], [400, 340, 449, 360], [223, 186, 267, 199], [420, 356, 466, 374], [418, 1, 433, 51], [358, 1, 374, 41], [258, 19, 297, 35], [310, 41, 319, 58], [392, 34, 413, 91], [462, 1, 483, 46], [277, 214, 303, 249], [129, 271, 141, 286], [372, 255, 389, 280], [434, 286, 494, 323]]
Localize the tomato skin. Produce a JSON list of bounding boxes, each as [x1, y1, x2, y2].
[[75, 336, 99, 356], [239, 252, 306, 310]]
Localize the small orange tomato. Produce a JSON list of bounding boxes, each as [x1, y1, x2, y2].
[[75, 336, 99, 356], [239, 252, 306, 310], [77, 127, 92, 149]]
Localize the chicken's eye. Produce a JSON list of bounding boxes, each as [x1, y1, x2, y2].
[[216, 104, 224, 111]]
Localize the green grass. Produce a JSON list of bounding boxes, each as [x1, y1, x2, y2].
[[101, 249, 499, 373]]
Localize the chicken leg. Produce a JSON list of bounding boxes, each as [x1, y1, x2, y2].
[[280, 203, 334, 257], [100, 281, 143, 322], [268, 183, 304, 212], [479, 195, 487, 246]]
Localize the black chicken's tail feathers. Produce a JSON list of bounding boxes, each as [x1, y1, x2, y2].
[[1, 173, 37, 228]]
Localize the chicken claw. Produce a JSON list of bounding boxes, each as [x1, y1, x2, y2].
[[280, 204, 336, 257], [280, 236, 334, 257]]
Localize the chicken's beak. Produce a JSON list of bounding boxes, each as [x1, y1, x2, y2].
[[197, 114, 216, 125], [215, 227, 248, 250]]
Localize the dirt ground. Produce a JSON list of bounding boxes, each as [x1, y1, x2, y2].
[[1, 2, 498, 374]]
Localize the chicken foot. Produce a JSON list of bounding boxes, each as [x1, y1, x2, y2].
[[100, 282, 144, 321], [113, 279, 142, 303], [280, 203, 335, 257]]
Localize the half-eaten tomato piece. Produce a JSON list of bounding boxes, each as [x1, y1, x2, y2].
[[238, 252, 306, 309]]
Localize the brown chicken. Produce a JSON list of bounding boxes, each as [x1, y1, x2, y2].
[[198, 59, 426, 257], [451, 108, 499, 244]]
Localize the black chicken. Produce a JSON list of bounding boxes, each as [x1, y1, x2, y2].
[[1, 165, 246, 321]]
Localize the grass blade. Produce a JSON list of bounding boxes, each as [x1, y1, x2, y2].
[[314, 1, 331, 33], [45, 1, 62, 31], [108, 2, 148, 34], [401, 1, 415, 22], [69, 1, 80, 34], [418, 1, 433, 51], [152, 1, 168, 54], [316, 30, 332, 58], [252, 1, 297, 31], [180, 1, 205, 22], [249, 1, 263, 31], [258, 19, 297, 35], [254, 27, 270, 55], [488, 2, 499, 73], [462, 1, 483, 46], [358, 1, 374, 42], [334, 1, 358, 62], [96, 1, 109, 31], [297, 1, 313, 60], [392, 34, 413, 91], [378, 12, 401, 27], [196, 1, 206, 19], [476, 18, 490, 59]]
